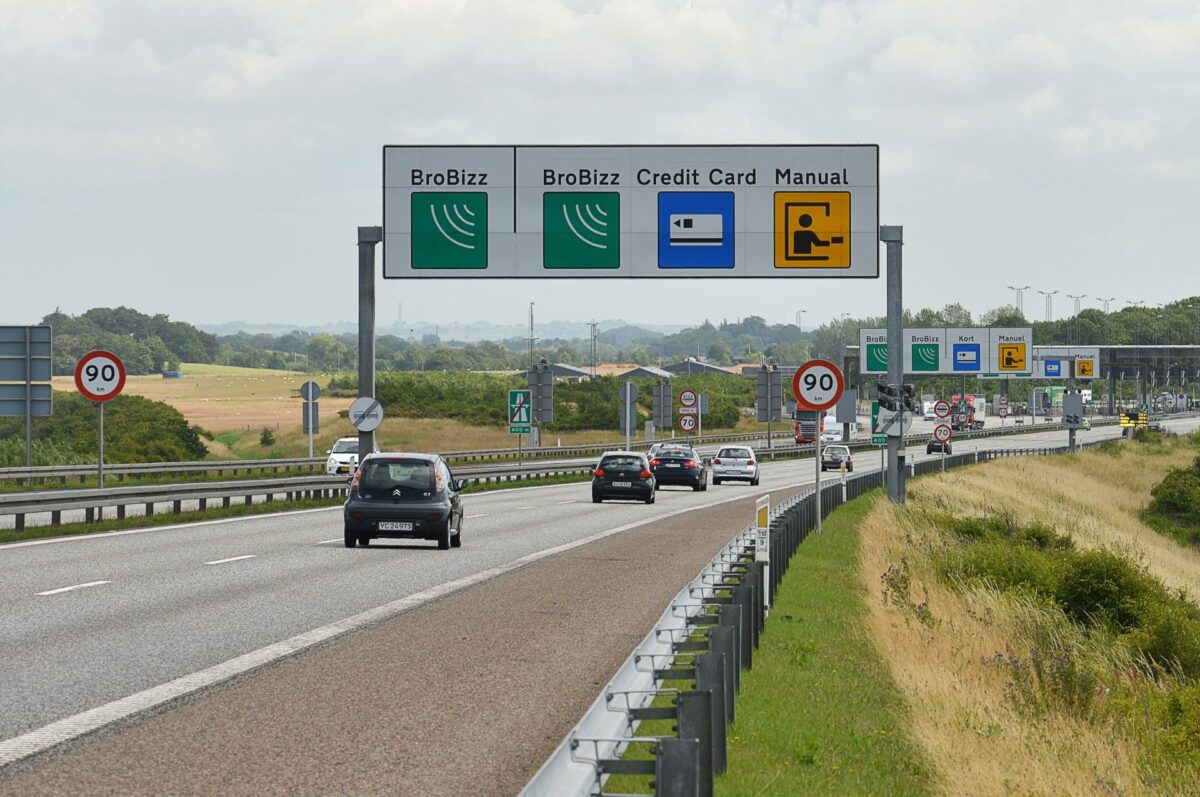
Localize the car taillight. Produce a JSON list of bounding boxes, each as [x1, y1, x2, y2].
[[650, 459, 660, 467], [594, 468, 605, 478], [687, 459, 699, 468], [640, 469, 652, 479], [713, 458, 721, 465], [350, 470, 361, 491], [747, 460, 755, 466]]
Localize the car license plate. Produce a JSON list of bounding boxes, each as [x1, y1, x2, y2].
[[665, 463, 680, 468], [378, 521, 413, 531], [337, 466, 349, 473], [613, 481, 632, 488]]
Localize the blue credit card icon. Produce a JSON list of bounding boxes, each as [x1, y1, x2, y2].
[[952, 343, 981, 371], [658, 192, 735, 269], [1044, 360, 1062, 376]]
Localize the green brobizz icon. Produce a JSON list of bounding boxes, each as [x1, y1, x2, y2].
[[911, 343, 940, 372], [543, 192, 620, 269], [866, 344, 888, 372], [411, 192, 487, 269]]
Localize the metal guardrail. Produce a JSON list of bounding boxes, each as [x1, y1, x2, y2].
[[0, 462, 597, 532], [521, 438, 1110, 796], [0, 416, 1125, 488]]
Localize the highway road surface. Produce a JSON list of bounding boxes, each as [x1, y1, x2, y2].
[[1, 418, 1195, 795]]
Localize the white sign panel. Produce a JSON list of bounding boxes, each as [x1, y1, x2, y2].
[[990, 328, 1034, 376], [383, 145, 880, 279], [862, 327, 1034, 376], [945, 327, 991, 374]]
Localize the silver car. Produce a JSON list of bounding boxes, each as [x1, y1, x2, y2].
[[711, 446, 759, 486]]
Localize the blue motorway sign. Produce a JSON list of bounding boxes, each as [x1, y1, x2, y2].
[[657, 191, 735, 269], [952, 342, 981, 372], [1044, 360, 1062, 377]]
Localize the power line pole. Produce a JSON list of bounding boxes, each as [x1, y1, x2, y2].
[[1037, 289, 1059, 322], [588, 320, 600, 376]]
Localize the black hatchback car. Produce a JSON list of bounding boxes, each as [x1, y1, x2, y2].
[[649, 445, 707, 491], [343, 453, 467, 549], [592, 452, 655, 504]]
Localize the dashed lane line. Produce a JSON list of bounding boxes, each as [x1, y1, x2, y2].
[[203, 555, 256, 566], [36, 581, 111, 597]]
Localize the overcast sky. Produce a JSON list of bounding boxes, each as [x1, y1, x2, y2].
[[2, 0, 1198, 333]]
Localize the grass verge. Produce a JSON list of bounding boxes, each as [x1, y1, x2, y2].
[[715, 493, 935, 796], [860, 440, 1200, 795], [0, 472, 592, 545]]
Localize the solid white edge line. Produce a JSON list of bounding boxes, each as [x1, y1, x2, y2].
[[34, 580, 111, 597], [0, 483, 781, 770], [203, 555, 256, 566], [316, 538, 344, 545]]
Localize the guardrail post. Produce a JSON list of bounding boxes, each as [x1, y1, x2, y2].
[[677, 690, 714, 797], [708, 627, 737, 725], [717, 604, 742, 693], [697, 646, 731, 746], [655, 737, 700, 797]]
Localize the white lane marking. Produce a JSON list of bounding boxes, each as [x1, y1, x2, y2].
[[316, 538, 344, 545], [0, 506, 340, 550], [203, 555, 256, 566], [0, 484, 788, 769], [466, 513, 488, 519], [558, 500, 574, 504], [36, 580, 110, 597], [517, 505, 536, 510]]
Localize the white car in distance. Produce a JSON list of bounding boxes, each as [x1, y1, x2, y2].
[[326, 436, 377, 475], [711, 446, 759, 486]]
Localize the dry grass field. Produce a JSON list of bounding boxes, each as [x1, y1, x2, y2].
[[858, 441, 1200, 796], [52, 363, 354, 434]]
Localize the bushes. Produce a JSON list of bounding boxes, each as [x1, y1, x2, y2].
[[1145, 455, 1200, 545], [933, 514, 1200, 679], [0, 392, 208, 464], [327, 371, 755, 432]]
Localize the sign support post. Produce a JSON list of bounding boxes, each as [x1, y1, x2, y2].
[[815, 428, 822, 531], [881, 225, 905, 505], [625, 380, 633, 452], [24, 327, 32, 478], [357, 226, 382, 459], [97, 402, 104, 490]]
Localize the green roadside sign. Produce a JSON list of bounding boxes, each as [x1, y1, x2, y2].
[[508, 389, 532, 434], [871, 433, 887, 445], [871, 400, 879, 432]]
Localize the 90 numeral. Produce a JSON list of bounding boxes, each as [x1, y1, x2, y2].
[[85, 363, 116, 383], [803, 372, 835, 393]]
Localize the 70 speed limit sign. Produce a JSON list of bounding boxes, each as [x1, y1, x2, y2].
[[792, 359, 845, 412], [74, 351, 126, 402]]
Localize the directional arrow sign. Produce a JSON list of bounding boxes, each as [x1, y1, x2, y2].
[[877, 407, 913, 437]]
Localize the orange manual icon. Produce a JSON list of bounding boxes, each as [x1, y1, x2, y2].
[[774, 192, 851, 268]]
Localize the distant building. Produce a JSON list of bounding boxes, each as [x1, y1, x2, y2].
[[548, 363, 594, 382], [662, 358, 735, 376], [620, 365, 672, 380]]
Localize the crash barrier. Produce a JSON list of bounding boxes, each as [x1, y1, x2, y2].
[[0, 462, 595, 533], [0, 414, 1129, 489], [521, 438, 1109, 796]]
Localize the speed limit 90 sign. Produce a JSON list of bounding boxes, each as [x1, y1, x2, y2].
[[792, 359, 844, 411], [74, 350, 127, 402]]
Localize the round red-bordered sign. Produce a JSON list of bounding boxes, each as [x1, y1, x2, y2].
[[679, 389, 697, 408], [75, 351, 127, 402], [933, 424, 953, 443], [934, 399, 951, 419], [792, 359, 844, 412]]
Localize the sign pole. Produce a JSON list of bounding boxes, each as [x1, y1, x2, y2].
[[97, 401, 104, 490], [881, 225, 905, 505], [625, 380, 632, 452], [357, 226, 382, 459], [24, 326, 32, 485], [815, 428, 822, 532], [698, 395, 703, 441], [307, 402, 314, 459]]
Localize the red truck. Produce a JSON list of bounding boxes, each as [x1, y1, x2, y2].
[[794, 410, 824, 443]]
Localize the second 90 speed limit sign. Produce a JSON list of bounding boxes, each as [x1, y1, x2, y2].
[[792, 359, 844, 412]]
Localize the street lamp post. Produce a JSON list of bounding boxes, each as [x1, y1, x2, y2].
[[1007, 284, 1031, 316], [1036, 290, 1059, 323]]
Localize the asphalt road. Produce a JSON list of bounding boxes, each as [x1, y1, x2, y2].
[[1, 418, 1194, 793]]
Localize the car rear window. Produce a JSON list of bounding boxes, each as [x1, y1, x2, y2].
[[717, 448, 750, 458], [331, 440, 358, 454], [361, 459, 437, 498], [656, 448, 694, 459], [827, 446, 850, 455], [600, 456, 643, 470]]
